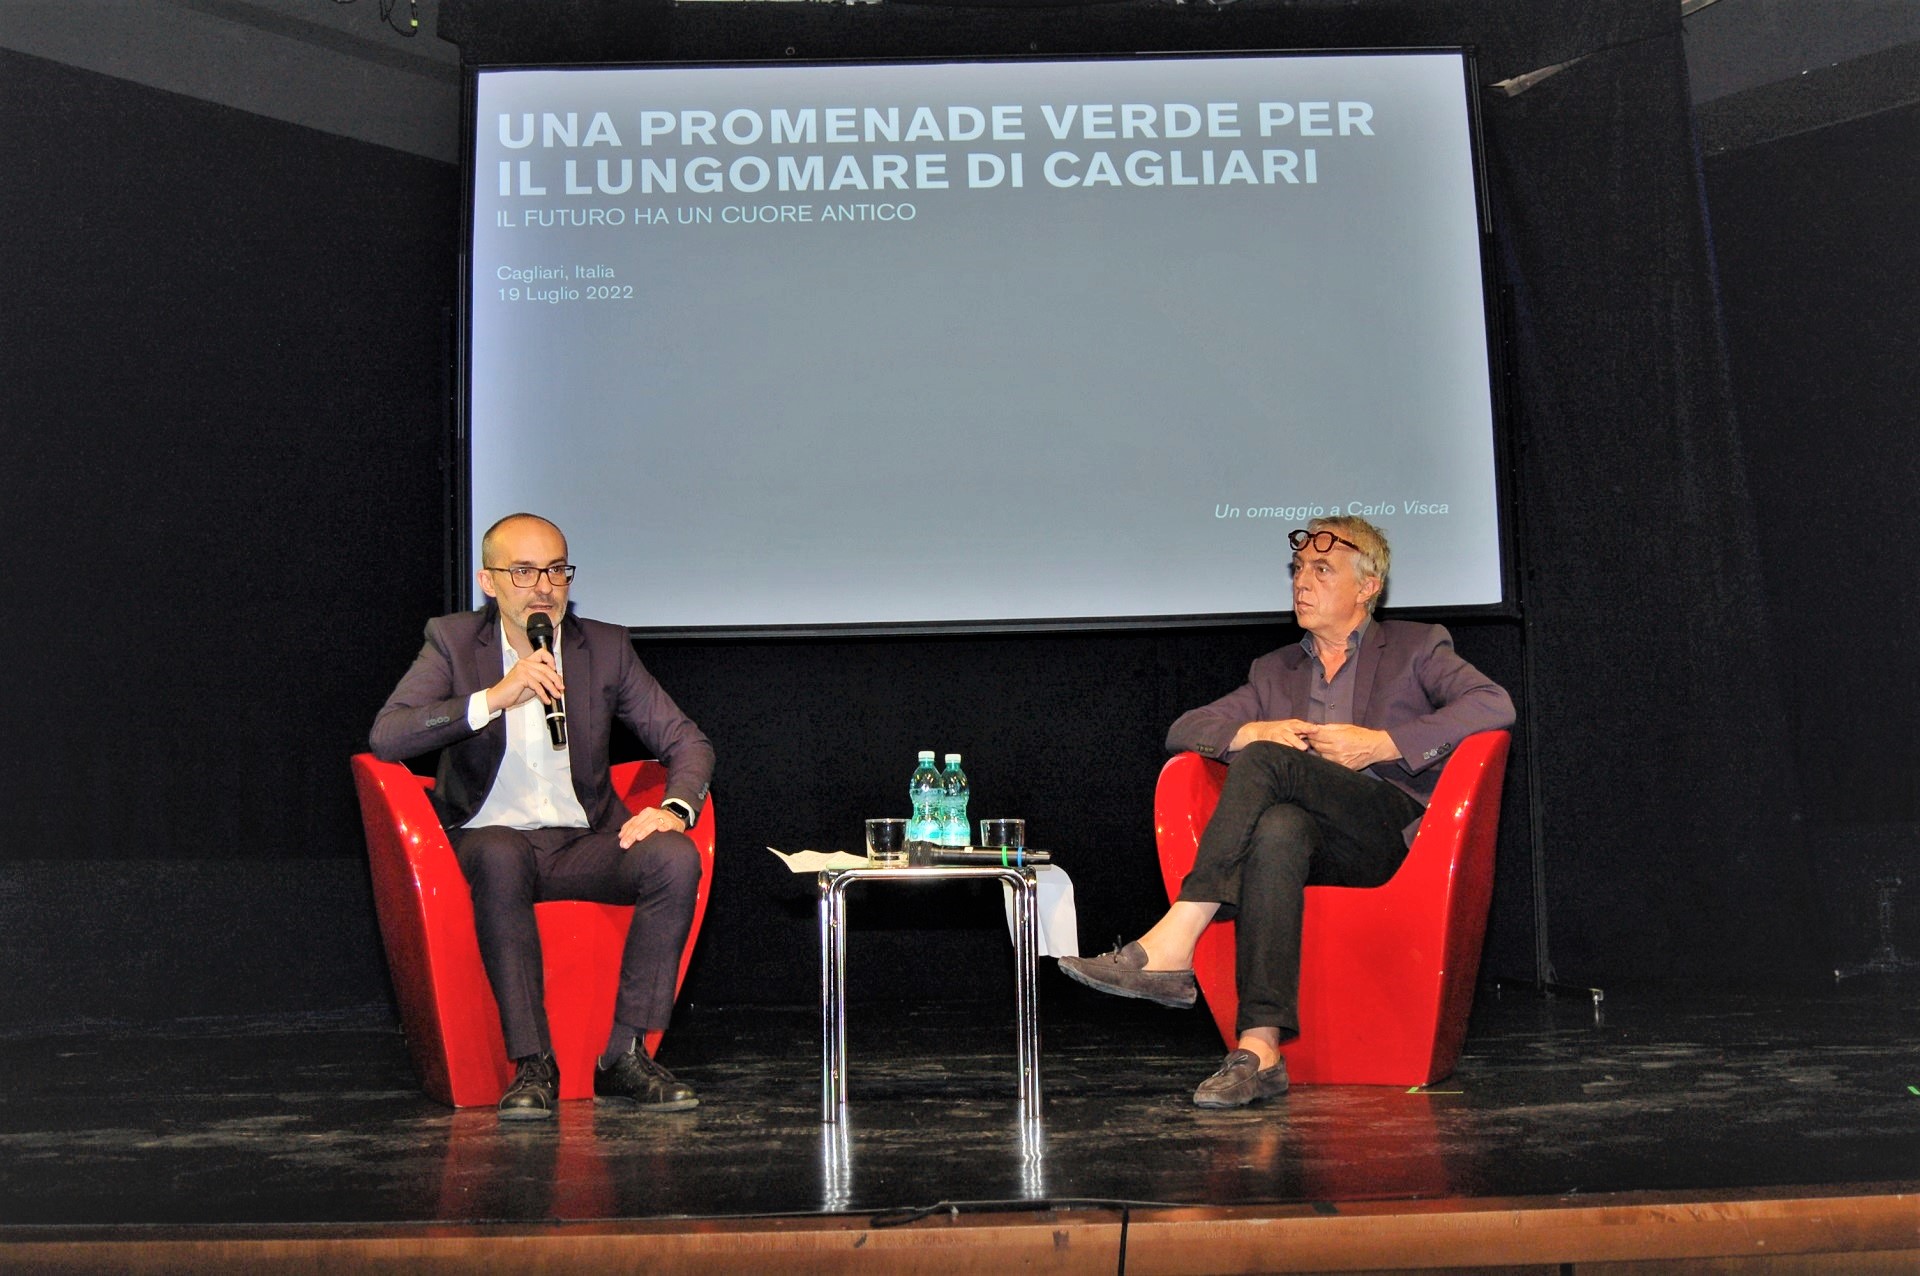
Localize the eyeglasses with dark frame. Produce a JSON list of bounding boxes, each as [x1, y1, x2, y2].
[[1287, 529, 1363, 554], [483, 564, 577, 588]]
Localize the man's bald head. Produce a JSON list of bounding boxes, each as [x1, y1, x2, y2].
[[481, 513, 567, 565]]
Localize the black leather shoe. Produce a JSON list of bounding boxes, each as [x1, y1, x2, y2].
[[498, 1053, 558, 1121], [1193, 1049, 1290, 1109], [1057, 942, 1198, 1009], [595, 1042, 699, 1112]]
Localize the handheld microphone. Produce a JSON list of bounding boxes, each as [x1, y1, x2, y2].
[[909, 845, 1052, 868], [523, 612, 567, 748]]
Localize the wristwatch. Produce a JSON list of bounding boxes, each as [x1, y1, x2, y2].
[[661, 797, 697, 830]]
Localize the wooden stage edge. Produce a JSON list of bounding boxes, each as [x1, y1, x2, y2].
[[4, 1182, 1917, 1274]]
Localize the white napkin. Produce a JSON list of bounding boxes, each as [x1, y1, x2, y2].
[[1002, 865, 1080, 957]]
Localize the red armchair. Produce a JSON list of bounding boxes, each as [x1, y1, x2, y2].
[[1154, 730, 1510, 1086], [351, 753, 715, 1107]]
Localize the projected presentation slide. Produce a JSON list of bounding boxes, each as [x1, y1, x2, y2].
[[468, 52, 1503, 631]]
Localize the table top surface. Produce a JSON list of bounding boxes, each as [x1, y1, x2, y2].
[[817, 863, 1039, 884]]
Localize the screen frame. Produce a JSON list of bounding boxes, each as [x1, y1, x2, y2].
[[453, 46, 1517, 638]]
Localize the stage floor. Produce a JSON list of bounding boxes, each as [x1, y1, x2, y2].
[[1, 976, 1916, 1229]]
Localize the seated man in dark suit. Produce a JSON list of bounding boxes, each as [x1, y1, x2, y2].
[[1059, 516, 1513, 1108], [371, 513, 715, 1121]]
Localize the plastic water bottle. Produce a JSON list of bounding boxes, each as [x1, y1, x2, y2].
[[908, 751, 942, 844], [938, 754, 970, 847]]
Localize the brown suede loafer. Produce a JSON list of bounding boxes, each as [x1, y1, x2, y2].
[[1056, 942, 1198, 1009], [1193, 1049, 1290, 1109]]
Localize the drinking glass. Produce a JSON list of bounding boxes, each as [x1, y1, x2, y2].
[[865, 818, 908, 865], [977, 818, 1026, 850]]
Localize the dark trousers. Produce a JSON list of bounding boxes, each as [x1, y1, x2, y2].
[[451, 823, 702, 1061], [1178, 742, 1424, 1036]]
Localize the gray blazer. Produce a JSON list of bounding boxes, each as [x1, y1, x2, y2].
[[370, 604, 714, 834], [1166, 619, 1514, 807]]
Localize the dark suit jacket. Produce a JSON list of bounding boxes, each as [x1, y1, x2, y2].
[[1165, 619, 1514, 807], [370, 604, 714, 834]]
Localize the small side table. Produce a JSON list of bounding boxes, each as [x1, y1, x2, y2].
[[817, 864, 1041, 1122]]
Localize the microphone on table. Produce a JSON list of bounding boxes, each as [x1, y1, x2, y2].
[[522, 612, 567, 748], [910, 845, 1053, 868]]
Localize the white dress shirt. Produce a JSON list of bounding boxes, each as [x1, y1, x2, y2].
[[461, 622, 592, 831]]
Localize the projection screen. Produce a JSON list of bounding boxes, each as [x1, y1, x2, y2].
[[466, 51, 1504, 632]]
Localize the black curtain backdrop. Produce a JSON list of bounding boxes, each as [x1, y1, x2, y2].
[[1, 0, 1842, 1027], [1478, 26, 1823, 982], [1706, 101, 1920, 968], [2, 47, 457, 1021]]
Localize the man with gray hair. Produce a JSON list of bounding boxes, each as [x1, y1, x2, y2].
[[1059, 515, 1514, 1107]]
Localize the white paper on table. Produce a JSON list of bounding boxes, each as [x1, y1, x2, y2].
[[1002, 865, 1081, 958], [768, 847, 1080, 955], [767, 846, 870, 872]]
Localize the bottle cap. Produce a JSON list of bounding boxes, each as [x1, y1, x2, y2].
[[945, 753, 961, 763], [918, 750, 934, 759]]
